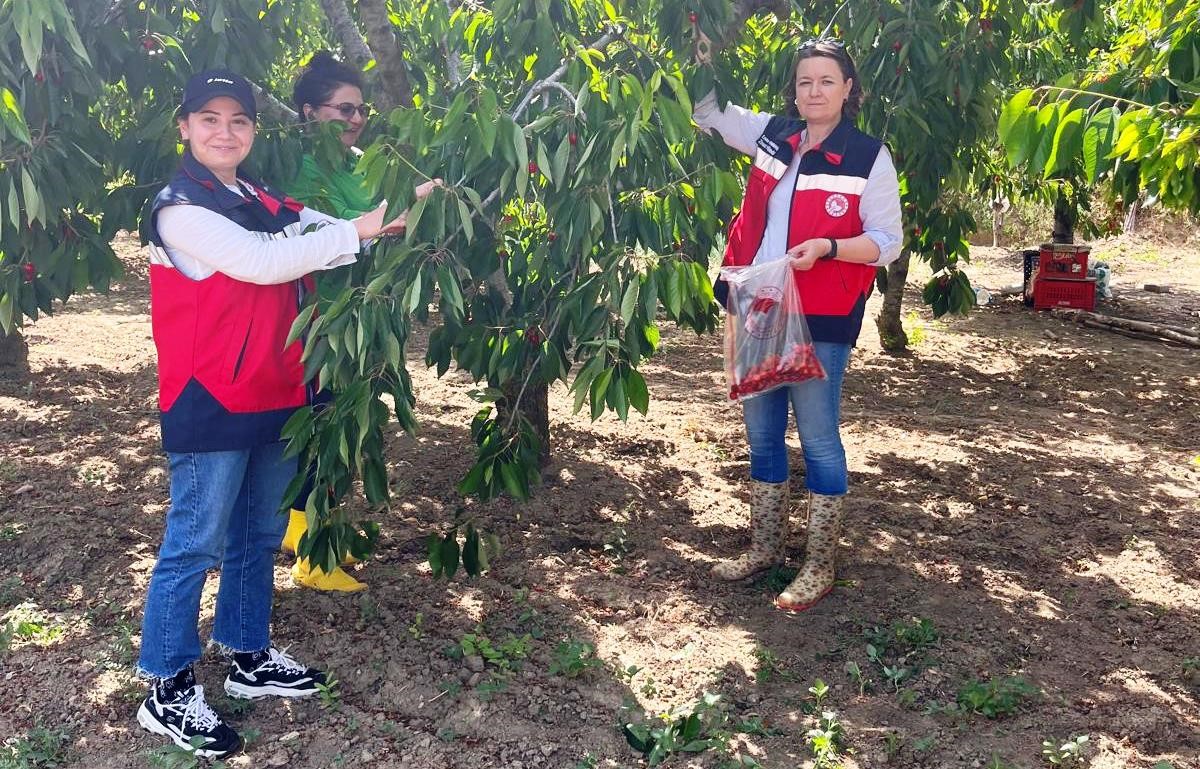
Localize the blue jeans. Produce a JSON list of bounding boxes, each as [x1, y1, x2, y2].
[[741, 342, 851, 495], [138, 442, 295, 678]]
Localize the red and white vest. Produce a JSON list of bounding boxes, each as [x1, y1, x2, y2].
[[147, 152, 312, 453], [723, 116, 884, 344]]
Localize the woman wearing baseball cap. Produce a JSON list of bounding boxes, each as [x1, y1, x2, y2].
[[133, 68, 411, 758]]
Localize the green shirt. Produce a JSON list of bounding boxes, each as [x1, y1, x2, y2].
[[289, 151, 375, 220]]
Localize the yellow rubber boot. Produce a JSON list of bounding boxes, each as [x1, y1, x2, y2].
[[280, 509, 306, 555], [292, 559, 368, 593]]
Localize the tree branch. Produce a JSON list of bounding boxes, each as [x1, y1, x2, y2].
[[512, 30, 618, 120], [358, 0, 415, 111], [317, 0, 375, 69], [249, 80, 299, 124]]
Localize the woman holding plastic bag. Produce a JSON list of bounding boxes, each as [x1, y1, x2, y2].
[[694, 39, 902, 612]]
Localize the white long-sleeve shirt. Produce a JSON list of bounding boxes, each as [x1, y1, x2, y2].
[[693, 92, 903, 267], [156, 187, 360, 283]]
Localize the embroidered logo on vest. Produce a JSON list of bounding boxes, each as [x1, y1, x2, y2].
[[825, 193, 850, 218]]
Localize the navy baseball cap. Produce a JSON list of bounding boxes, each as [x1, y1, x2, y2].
[[179, 69, 257, 122]]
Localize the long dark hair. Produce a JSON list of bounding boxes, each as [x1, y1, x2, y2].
[[785, 40, 864, 121], [292, 51, 363, 119]]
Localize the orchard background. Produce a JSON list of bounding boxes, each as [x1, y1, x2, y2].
[[1, 0, 1198, 767]]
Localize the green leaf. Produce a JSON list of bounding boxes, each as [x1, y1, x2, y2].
[[626, 369, 649, 415], [619, 280, 639, 326], [20, 167, 41, 225], [1081, 107, 1118, 183], [499, 461, 527, 499], [6, 177, 18, 230], [997, 88, 1034, 143], [437, 264, 465, 319], [427, 533, 444, 578], [286, 303, 317, 346], [0, 88, 31, 145], [456, 198, 474, 243], [441, 533, 461, 579], [1045, 107, 1085, 178], [404, 194, 429, 240], [536, 140, 553, 187], [462, 524, 481, 576], [552, 135, 571, 190]]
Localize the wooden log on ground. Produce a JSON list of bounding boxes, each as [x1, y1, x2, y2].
[[1051, 308, 1200, 348]]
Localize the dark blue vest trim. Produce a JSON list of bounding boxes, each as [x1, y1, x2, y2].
[[806, 292, 869, 345], [160, 378, 299, 454], [149, 152, 299, 246]]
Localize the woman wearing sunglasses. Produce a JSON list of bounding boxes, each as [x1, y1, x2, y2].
[[136, 68, 408, 758], [694, 40, 902, 612], [280, 51, 440, 592]]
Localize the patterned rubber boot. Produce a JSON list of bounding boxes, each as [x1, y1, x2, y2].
[[711, 479, 789, 581], [775, 492, 844, 612]]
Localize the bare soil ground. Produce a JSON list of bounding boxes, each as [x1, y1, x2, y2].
[[1, 234, 1197, 769]]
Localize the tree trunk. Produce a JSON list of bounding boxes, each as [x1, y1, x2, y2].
[[317, 0, 375, 69], [0, 329, 29, 380], [874, 251, 911, 352], [500, 377, 550, 468], [358, 0, 414, 112], [1122, 195, 1142, 235], [1052, 191, 1075, 244]]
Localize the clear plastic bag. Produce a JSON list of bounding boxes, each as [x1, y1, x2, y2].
[[720, 258, 825, 401]]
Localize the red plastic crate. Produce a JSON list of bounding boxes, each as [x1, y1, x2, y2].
[[1033, 276, 1096, 311], [1038, 243, 1090, 280]]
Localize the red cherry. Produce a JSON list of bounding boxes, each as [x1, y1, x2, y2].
[[527, 327, 543, 346], [688, 11, 698, 23], [892, 41, 901, 52], [22, 263, 34, 283], [34, 71, 44, 83], [568, 133, 578, 146], [547, 232, 557, 243], [527, 161, 538, 175], [141, 36, 160, 51], [912, 226, 922, 236], [980, 18, 993, 31]]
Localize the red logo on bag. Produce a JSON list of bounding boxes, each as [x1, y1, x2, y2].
[[744, 286, 784, 339], [825, 193, 849, 217]]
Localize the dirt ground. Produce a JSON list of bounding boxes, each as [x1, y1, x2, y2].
[[1, 232, 1197, 769]]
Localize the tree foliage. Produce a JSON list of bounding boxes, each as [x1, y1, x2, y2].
[[4, 0, 1177, 575], [999, 0, 1200, 214]]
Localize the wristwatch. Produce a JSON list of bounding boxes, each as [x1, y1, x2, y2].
[[821, 238, 838, 260]]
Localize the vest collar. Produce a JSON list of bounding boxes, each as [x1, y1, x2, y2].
[[178, 151, 303, 217], [801, 118, 852, 165]]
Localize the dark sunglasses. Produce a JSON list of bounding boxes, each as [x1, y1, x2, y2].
[[321, 102, 372, 119], [799, 37, 845, 50]]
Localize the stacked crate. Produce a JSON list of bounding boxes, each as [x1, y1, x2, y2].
[[1031, 243, 1097, 311]]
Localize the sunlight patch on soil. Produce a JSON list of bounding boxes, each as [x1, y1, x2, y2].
[[1106, 668, 1200, 730], [977, 566, 1064, 620], [1078, 541, 1200, 612]]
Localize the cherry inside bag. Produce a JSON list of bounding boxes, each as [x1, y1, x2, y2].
[[720, 258, 826, 401]]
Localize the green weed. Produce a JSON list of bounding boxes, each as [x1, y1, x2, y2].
[[956, 675, 1040, 718], [0, 726, 70, 769], [1042, 735, 1088, 766], [805, 710, 845, 769], [550, 638, 603, 679]]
